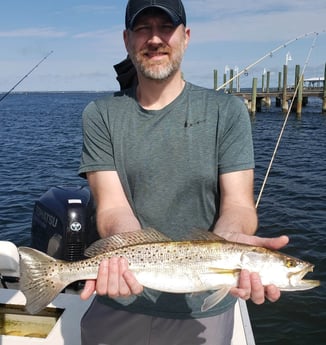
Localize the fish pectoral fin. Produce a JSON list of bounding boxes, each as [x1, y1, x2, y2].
[[142, 288, 162, 303], [201, 287, 231, 312], [207, 267, 241, 274]]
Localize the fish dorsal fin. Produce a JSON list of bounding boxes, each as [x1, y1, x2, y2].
[[84, 228, 171, 257], [177, 229, 225, 242]]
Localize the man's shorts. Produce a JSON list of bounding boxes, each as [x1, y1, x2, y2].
[[81, 297, 234, 345]]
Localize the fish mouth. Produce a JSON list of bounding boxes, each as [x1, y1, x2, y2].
[[289, 263, 320, 290]]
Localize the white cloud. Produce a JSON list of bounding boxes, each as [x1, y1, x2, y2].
[[0, 28, 67, 38]]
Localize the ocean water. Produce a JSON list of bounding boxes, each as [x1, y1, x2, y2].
[[249, 98, 326, 344], [0, 91, 325, 344]]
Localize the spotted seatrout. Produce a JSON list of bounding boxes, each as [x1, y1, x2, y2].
[[18, 228, 320, 314]]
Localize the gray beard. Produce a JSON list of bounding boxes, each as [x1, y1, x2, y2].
[[138, 61, 177, 81], [130, 46, 185, 81]]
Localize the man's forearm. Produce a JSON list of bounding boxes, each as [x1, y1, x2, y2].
[[97, 207, 141, 238], [215, 170, 258, 239], [213, 205, 258, 239]]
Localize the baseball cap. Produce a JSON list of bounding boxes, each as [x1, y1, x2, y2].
[[125, 0, 186, 30]]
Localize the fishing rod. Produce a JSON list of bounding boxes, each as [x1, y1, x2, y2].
[[0, 50, 54, 103], [215, 30, 325, 206], [216, 31, 321, 91], [255, 32, 321, 208]]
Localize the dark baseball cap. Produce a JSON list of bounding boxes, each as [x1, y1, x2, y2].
[[125, 0, 186, 30]]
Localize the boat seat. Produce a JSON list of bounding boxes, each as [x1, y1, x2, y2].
[[0, 241, 20, 277]]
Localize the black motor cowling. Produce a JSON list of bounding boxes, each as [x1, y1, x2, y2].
[[31, 186, 99, 261]]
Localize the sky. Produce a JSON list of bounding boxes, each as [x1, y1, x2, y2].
[[0, 0, 325, 92]]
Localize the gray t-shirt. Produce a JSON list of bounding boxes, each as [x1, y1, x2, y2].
[[79, 81, 254, 318]]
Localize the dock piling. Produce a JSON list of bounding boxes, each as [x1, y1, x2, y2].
[[296, 76, 303, 116], [229, 69, 234, 93], [263, 71, 271, 107], [282, 65, 288, 113], [251, 78, 258, 115], [213, 69, 218, 90]]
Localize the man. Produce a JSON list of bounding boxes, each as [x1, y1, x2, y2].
[[78, 1, 288, 344]]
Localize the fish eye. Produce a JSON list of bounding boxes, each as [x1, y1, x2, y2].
[[285, 258, 297, 268]]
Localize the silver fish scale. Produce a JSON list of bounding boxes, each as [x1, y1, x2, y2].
[[109, 241, 236, 267], [59, 242, 218, 283]]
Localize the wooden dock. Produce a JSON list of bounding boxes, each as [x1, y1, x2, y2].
[[215, 63, 326, 115], [233, 87, 325, 114]]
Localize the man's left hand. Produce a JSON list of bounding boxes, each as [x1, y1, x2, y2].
[[226, 233, 289, 304]]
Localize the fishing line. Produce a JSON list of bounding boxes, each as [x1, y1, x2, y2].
[[0, 50, 54, 103], [255, 32, 320, 208]]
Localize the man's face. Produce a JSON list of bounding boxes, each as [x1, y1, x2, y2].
[[124, 9, 190, 81]]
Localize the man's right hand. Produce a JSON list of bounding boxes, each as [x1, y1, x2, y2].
[[80, 257, 144, 300]]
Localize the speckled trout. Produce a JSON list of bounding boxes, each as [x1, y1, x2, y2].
[[18, 228, 319, 314]]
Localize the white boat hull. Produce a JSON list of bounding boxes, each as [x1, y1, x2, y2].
[[0, 288, 254, 345]]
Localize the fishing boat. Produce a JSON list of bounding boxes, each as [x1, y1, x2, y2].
[[0, 186, 255, 345]]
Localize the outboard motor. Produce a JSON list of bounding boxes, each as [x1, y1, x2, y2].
[[31, 186, 99, 262]]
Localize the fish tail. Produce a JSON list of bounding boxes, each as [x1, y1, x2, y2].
[[18, 247, 69, 314]]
